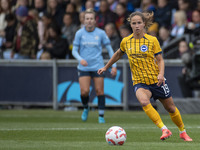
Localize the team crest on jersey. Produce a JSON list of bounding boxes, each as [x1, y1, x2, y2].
[[140, 45, 148, 52], [95, 36, 99, 40]]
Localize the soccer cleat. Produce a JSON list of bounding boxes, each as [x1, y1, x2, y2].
[[98, 116, 105, 124], [180, 132, 193, 141], [81, 107, 89, 121], [160, 129, 172, 141]]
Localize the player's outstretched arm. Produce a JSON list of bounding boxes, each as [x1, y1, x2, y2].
[[98, 49, 124, 75]]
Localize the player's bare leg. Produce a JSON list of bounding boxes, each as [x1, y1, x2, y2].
[[93, 77, 105, 123], [79, 76, 91, 121], [136, 88, 172, 140]]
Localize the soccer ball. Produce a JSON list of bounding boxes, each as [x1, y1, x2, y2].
[[105, 126, 127, 145]]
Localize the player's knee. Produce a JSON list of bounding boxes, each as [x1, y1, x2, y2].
[[95, 89, 104, 96], [140, 101, 150, 107], [81, 89, 90, 97], [165, 106, 176, 113]]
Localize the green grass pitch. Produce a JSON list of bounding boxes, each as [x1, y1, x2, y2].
[[0, 109, 199, 150]]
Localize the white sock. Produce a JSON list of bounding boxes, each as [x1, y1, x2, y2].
[[179, 129, 186, 134], [98, 109, 104, 117], [161, 125, 168, 131]]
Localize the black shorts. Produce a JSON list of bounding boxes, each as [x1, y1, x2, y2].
[[133, 80, 171, 101], [78, 70, 105, 78]]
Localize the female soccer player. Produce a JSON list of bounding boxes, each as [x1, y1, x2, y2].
[[72, 9, 117, 123], [98, 11, 192, 141]]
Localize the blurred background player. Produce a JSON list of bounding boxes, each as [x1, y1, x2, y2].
[[72, 8, 117, 123]]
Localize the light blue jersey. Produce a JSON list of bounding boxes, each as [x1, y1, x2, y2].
[[72, 27, 116, 71]]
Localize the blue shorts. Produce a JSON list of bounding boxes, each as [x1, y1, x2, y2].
[[78, 70, 105, 78], [133, 81, 171, 101]]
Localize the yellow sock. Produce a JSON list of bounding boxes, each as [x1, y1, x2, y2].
[[169, 107, 185, 131], [143, 104, 165, 129]]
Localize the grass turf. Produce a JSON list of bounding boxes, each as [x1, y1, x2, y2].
[[0, 109, 199, 150]]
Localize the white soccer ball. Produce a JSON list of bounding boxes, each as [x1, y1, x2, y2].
[[105, 126, 127, 145]]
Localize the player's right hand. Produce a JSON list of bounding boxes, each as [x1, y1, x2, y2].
[[157, 73, 165, 86], [97, 67, 106, 75], [80, 59, 88, 66]]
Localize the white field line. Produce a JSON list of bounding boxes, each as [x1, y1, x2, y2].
[[0, 115, 144, 118], [0, 126, 200, 131], [0, 115, 134, 118], [0, 115, 80, 118]]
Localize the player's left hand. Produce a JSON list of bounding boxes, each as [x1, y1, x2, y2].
[[97, 67, 106, 75], [157, 74, 165, 86], [111, 67, 117, 77]]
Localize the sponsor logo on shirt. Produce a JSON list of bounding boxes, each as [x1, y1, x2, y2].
[[82, 42, 98, 46], [130, 54, 147, 58]]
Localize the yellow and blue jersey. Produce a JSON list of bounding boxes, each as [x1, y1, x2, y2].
[[120, 33, 162, 85]]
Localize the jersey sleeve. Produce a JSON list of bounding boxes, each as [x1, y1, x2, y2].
[[153, 37, 162, 55], [120, 38, 126, 53], [72, 29, 83, 62]]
